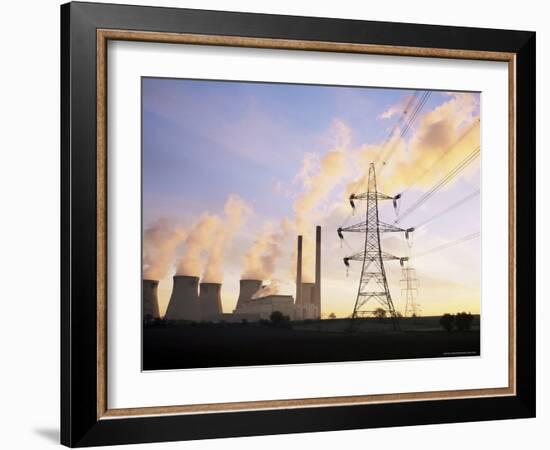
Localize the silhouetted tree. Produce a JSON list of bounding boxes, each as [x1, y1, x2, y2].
[[455, 312, 474, 331], [439, 313, 454, 331], [270, 311, 291, 327], [328, 312, 336, 319], [373, 308, 387, 321], [270, 311, 284, 323]]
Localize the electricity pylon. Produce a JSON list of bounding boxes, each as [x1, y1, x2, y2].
[[401, 264, 420, 317], [338, 163, 412, 330]]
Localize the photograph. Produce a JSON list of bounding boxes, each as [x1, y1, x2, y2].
[[55, 1, 536, 446], [141, 77, 481, 370]]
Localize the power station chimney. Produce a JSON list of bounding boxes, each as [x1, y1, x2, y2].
[[143, 279, 160, 321], [296, 235, 303, 307], [235, 279, 263, 311], [199, 282, 222, 320], [314, 225, 322, 318], [301, 282, 315, 305], [165, 275, 200, 321]]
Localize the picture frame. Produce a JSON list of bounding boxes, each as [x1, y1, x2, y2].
[[61, 1, 535, 447]]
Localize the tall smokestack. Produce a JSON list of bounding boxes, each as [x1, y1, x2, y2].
[[296, 235, 303, 307], [199, 282, 222, 320], [235, 279, 263, 310], [165, 275, 200, 321], [301, 282, 315, 305], [143, 279, 160, 321], [315, 225, 321, 318]]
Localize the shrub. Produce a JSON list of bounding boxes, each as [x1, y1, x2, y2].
[[439, 313, 454, 331], [455, 312, 474, 331], [270, 311, 291, 328], [373, 307, 387, 321], [328, 312, 336, 319]]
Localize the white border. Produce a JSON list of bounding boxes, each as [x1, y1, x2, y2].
[[107, 40, 509, 409]]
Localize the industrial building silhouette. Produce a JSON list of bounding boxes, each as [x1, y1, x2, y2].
[[143, 226, 322, 322]]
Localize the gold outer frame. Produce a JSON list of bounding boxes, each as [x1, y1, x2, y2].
[[96, 29, 516, 420]]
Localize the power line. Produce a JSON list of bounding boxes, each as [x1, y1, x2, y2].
[[401, 118, 480, 196], [373, 92, 420, 167], [377, 91, 431, 171], [414, 231, 480, 258], [414, 188, 480, 229], [398, 92, 431, 140], [396, 145, 480, 223]]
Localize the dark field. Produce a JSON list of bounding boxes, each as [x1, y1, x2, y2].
[[143, 316, 480, 370]]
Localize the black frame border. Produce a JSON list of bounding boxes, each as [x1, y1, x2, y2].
[[61, 2, 535, 447]]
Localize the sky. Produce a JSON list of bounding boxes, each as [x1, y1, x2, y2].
[[142, 77, 481, 318]]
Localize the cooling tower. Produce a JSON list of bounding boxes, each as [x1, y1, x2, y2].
[[143, 279, 160, 320], [235, 279, 263, 310], [199, 282, 223, 320], [165, 275, 200, 321]]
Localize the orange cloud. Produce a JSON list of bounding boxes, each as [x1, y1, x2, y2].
[[202, 195, 253, 283], [347, 93, 480, 197]]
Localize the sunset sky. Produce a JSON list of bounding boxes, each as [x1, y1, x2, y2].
[[142, 77, 481, 318]]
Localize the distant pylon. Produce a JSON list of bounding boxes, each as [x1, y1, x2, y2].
[[401, 264, 420, 317], [338, 163, 412, 330]]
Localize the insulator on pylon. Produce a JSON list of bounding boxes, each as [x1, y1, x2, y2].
[[349, 194, 356, 211], [400, 257, 409, 267], [393, 193, 401, 216], [337, 228, 344, 240], [343, 257, 350, 267], [405, 227, 415, 241]]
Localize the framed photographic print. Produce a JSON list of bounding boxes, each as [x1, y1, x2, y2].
[[61, 1, 536, 447]]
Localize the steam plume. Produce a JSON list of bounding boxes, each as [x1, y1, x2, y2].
[[143, 218, 186, 280], [241, 218, 293, 280], [202, 195, 252, 282], [291, 121, 350, 280], [176, 213, 222, 277], [251, 279, 280, 299]]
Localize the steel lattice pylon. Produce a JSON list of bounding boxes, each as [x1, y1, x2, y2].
[[339, 163, 411, 330], [401, 265, 420, 317]]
